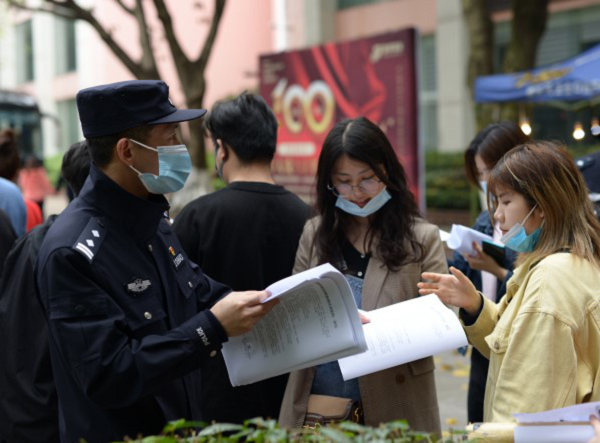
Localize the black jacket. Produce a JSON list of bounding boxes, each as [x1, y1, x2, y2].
[[35, 165, 231, 443], [0, 209, 16, 278], [0, 216, 58, 443]]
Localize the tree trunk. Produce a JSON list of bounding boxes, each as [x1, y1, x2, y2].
[[462, 0, 496, 130], [500, 0, 550, 121], [184, 93, 207, 169]]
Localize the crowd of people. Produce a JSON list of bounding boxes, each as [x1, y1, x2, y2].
[[0, 79, 598, 443]]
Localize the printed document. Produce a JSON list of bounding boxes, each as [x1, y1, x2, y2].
[[222, 264, 367, 386], [338, 295, 467, 380]]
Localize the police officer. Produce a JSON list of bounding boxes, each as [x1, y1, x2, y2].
[[35, 80, 277, 443]]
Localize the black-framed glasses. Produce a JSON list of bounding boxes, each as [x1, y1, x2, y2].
[[327, 178, 382, 197]]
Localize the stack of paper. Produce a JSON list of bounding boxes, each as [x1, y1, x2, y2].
[[513, 402, 600, 443], [222, 264, 368, 386]]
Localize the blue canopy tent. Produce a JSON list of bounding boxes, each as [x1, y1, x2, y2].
[[475, 43, 600, 104]]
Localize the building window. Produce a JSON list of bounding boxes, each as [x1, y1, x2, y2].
[[57, 99, 80, 150], [16, 20, 34, 83], [55, 17, 77, 75], [337, 0, 392, 10]]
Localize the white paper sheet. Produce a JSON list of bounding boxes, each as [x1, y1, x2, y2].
[[338, 295, 467, 380], [514, 425, 594, 443], [222, 264, 368, 386], [514, 401, 600, 423], [445, 224, 493, 256], [439, 229, 451, 242]]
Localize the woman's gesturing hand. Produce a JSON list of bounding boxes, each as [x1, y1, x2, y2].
[[417, 266, 482, 316]]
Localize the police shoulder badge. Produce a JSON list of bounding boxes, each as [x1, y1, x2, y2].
[[125, 277, 152, 295]]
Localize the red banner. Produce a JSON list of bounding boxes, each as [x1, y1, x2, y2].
[[259, 28, 419, 203]]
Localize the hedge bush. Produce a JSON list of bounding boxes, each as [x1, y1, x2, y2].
[[114, 418, 471, 443]]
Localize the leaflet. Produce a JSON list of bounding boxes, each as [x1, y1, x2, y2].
[[338, 295, 467, 380], [445, 224, 495, 256], [222, 264, 367, 386]]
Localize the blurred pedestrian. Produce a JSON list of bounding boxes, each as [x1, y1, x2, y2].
[[419, 141, 600, 422], [173, 93, 309, 424], [19, 154, 55, 213], [0, 141, 90, 443], [0, 130, 26, 236]]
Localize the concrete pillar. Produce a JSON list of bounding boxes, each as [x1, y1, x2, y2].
[[304, 0, 336, 46], [435, 0, 475, 152]]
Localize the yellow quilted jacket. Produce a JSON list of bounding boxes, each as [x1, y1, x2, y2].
[[463, 252, 600, 422]]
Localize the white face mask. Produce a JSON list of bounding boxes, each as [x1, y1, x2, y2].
[[334, 187, 392, 217]]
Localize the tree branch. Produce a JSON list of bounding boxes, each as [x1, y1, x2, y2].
[[194, 0, 225, 72], [133, 0, 159, 76], [7, 0, 153, 79], [152, 0, 191, 82], [114, 0, 135, 16]]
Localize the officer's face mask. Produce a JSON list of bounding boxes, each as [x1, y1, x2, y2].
[[128, 139, 192, 194], [500, 204, 542, 253]]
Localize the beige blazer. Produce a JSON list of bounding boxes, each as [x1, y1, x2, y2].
[[278, 217, 448, 434]]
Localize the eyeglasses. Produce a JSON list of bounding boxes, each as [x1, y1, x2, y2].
[[328, 178, 382, 197]]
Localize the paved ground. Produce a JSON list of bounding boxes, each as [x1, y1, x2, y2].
[[434, 349, 470, 430], [43, 191, 470, 431]]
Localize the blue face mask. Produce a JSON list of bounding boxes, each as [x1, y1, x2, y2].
[[479, 181, 488, 196], [335, 188, 392, 217], [129, 139, 191, 194], [500, 204, 542, 253]]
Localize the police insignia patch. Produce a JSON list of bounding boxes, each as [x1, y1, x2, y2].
[[126, 277, 152, 295]]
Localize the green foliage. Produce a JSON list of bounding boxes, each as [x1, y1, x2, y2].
[[43, 153, 64, 188], [424, 151, 471, 210], [113, 418, 471, 443]]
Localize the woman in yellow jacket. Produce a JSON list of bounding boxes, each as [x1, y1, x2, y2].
[[418, 141, 600, 422]]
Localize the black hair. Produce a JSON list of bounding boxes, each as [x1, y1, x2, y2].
[[85, 125, 154, 167], [204, 92, 278, 164], [314, 117, 423, 272], [61, 140, 91, 197], [464, 121, 530, 188], [0, 129, 20, 181]]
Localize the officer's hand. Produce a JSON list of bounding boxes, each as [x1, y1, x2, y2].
[[210, 291, 278, 337]]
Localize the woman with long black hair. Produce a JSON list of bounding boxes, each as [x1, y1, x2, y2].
[[278, 117, 447, 434]]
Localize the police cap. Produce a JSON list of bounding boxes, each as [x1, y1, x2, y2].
[[76, 80, 206, 138]]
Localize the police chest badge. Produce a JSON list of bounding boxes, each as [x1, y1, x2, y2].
[[125, 277, 152, 296], [168, 245, 185, 270]]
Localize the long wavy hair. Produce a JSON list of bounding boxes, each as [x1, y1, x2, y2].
[[488, 141, 600, 270], [313, 117, 423, 272]]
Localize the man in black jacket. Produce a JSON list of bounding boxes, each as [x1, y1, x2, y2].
[[173, 92, 309, 423], [35, 80, 277, 443], [0, 141, 89, 443]]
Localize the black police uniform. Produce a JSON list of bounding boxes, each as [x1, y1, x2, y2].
[[35, 165, 230, 443]]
